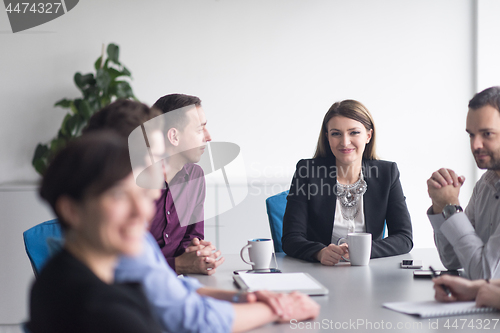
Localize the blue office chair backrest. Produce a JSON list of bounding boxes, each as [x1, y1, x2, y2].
[[23, 219, 64, 278], [265, 190, 289, 253], [22, 322, 32, 333]]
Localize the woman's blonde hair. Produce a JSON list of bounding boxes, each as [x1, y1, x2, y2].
[[313, 99, 378, 160]]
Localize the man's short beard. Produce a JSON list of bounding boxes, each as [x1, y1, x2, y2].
[[474, 151, 500, 170]]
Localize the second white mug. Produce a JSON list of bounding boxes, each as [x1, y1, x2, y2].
[[240, 238, 275, 270]]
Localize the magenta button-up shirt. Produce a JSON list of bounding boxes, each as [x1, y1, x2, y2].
[[148, 163, 205, 270]]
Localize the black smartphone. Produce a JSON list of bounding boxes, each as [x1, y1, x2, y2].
[[400, 259, 423, 269]]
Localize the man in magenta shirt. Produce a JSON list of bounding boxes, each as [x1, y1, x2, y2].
[[151, 94, 224, 275]]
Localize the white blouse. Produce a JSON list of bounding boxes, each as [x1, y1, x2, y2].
[[331, 193, 366, 245]]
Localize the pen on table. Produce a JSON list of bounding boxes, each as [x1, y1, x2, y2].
[[429, 266, 452, 297]]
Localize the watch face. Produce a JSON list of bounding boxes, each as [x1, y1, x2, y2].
[[443, 205, 462, 219], [443, 205, 455, 217]]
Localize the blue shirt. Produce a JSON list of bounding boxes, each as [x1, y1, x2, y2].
[[115, 232, 234, 333]]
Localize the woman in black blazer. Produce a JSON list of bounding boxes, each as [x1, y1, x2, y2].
[[282, 100, 413, 265]]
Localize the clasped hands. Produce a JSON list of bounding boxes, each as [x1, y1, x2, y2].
[[427, 168, 465, 214], [175, 237, 224, 275]]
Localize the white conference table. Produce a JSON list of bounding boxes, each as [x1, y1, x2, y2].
[[190, 248, 500, 332]]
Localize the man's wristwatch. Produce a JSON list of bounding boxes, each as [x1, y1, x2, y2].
[[442, 204, 463, 220]]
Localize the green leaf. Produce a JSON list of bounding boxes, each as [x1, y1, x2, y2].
[[86, 96, 101, 113], [69, 101, 78, 115], [60, 113, 72, 136], [72, 99, 84, 116], [74, 73, 95, 92], [106, 68, 123, 82], [74, 72, 83, 90], [60, 112, 86, 138], [82, 88, 100, 111], [96, 69, 111, 96], [95, 57, 110, 70], [33, 158, 47, 176], [50, 137, 67, 154], [121, 66, 131, 76], [54, 98, 72, 108], [32, 143, 51, 175], [74, 99, 93, 120], [66, 114, 82, 137], [107, 43, 120, 64], [111, 81, 135, 99], [82, 86, 100, 104], [32, 143, 49, 162], [94, 56, 103, 70], [100, 96, 111, 107]]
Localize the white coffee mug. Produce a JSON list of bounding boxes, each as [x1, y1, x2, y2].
[[240, 238, 275, 270], [341, 233, 372, 266]]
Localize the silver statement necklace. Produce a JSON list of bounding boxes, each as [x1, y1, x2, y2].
[[334, 174, 367, 221]]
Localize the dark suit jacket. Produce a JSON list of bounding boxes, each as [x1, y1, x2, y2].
[[282, 157, 413, 262]]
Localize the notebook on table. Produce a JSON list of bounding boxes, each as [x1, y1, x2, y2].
[[233, 272, 328, 296], [383, 300, 498, 318]]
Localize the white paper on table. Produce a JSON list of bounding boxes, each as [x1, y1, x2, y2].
[[383, 300, 498, 318], [234, 272, 328, 295]]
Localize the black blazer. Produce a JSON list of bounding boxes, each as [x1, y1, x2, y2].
[[282, 157, 413, 262]]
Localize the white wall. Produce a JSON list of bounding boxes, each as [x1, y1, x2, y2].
[[0, 187, 53, 325], [0, 0, 477, 248], [478, 0, 500, 91], [0, 0, 488, 324], [475, 0, 500, 181]]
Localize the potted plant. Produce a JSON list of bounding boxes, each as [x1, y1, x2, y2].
[[32, 43, 137, 175]]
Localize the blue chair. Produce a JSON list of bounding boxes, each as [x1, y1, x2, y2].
[[22, 322, 32, 333], [23, 219, 63, 278], [265, 190, 289, 253]]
